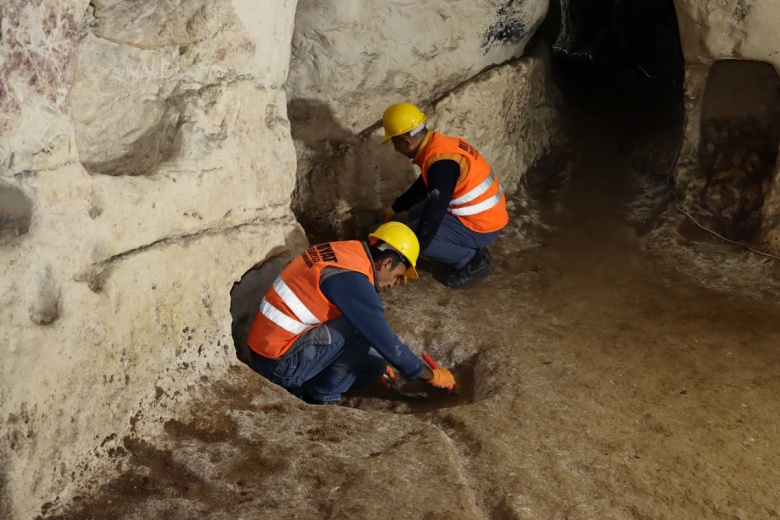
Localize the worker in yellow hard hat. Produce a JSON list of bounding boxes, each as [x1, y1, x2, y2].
[[246, 222, 456, 404], [378, 102, 509, 289]]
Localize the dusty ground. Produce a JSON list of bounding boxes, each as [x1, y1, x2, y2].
[[45, 67, 780, 519]]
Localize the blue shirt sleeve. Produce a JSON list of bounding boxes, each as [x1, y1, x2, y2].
[[320, 271, 424, 380], [415, 159, 458, 253]]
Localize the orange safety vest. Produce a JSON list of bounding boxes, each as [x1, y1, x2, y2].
[[413, 131, 508, 233], [247, 241, 376, 359]]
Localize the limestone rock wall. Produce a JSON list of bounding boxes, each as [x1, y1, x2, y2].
[[0, 1, 302, 518], [285, 0, 556, 237], [672, 0, 780, 254], [429, 47, 557, 203], [0, 1, 558, 517]]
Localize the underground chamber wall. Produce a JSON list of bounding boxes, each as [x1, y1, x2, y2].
[[696, 59, 780, 241]]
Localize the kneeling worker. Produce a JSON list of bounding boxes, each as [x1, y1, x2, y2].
[[246, 222, 456, 404], [379, 102, 509, 289]]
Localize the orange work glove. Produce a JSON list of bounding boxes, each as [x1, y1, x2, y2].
[[377, 365, 396, 389], [377, 207, 396, 223], [426, 368, 456, 391]]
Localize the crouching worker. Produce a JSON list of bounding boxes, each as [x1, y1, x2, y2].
[[246, 222, 456, 404], [379, 102, 509, 289]]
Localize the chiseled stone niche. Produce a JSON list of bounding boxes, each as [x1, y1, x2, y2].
[[693, 60, 780, 241], [285, 0, 555, 237], [673, 0, 780, 254], [0, 183, 33, 243], [0, 1, 301, 518]]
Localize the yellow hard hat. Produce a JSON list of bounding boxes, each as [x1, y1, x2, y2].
[[368, 221, 419, 279], [382, 102, 426, 143]]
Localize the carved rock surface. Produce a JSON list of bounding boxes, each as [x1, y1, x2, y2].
[[430, 50, 558, 200], [675, 0, 780, 67], [285, 1, 555, 235], [287, 0, 549, 133], [0, 2, 301, 518]]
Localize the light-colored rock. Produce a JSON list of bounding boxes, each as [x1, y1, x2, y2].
[[286, 1, 555, 234], [429, 48, 558, 202], [755, 172, 780, 253], [0, 1, 83, 178], [675, 0, 780, 67], [0, 1, 301, 518], [287, 0, 549, 133]]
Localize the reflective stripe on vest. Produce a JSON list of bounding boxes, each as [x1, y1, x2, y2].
[[416, 132, 508, 233], [450, 171, 496, 205], [449, 171, 504, 217], [450, 186, 504, 216], [260, 276, 321, 335]]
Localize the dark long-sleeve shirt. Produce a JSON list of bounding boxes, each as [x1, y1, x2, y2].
[[320, 271, 424, 380], [391, 159, 459, 253]]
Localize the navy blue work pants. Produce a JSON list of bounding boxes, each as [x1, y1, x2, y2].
[[251, 316, 386, 403]]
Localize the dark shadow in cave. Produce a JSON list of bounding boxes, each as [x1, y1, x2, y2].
[[0, 183, 33, 245], [229, 251, 293, 367], [545, 0, 779, 246], [522, 0, 689, 248], [287, 99, 402, 245], [549, 0, 684, 122], [286, 99, 352, 244]]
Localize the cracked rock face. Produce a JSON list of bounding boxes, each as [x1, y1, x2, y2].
[[0, 1, 302, 518]]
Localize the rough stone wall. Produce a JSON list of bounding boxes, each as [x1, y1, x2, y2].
[[672, 0, 780, 254], [0, 1, 302, 518], [285, 0, 556, 237], [429, 47, 558, 204]]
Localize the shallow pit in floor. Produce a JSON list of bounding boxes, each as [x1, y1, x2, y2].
[[340, 356, 476, 413]]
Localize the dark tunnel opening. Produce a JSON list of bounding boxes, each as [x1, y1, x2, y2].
[[546, 0, 685, 119], [524, 0, 691, 241], [522, 0, 689, 248], [538, 0, 780, 249]]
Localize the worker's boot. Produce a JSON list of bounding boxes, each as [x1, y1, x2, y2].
[[301, 394, 338, 405], [445, 247, 495, 289]]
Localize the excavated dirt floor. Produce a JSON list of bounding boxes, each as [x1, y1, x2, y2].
[[46, 70, 780, 519]]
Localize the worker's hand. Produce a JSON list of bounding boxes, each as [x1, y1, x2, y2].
[[377, 365, 396, 389], [425, 368, 456, 391], [377, 207, 396, 223]]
